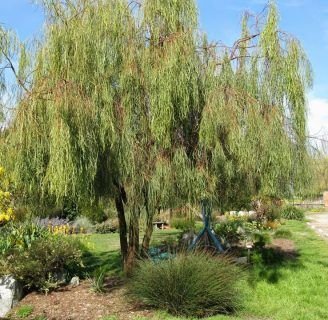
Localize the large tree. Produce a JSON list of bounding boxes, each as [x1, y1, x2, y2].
[[2, 0, 312, 272]]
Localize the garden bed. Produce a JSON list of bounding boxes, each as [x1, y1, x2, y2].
[[8, 280, 153, 320], [6, 220, 328, 320]]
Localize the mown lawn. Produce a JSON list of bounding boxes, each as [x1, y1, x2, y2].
[[82, 221, 328, 320]]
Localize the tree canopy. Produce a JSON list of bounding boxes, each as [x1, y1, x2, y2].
[[0, 0, 312, 271]]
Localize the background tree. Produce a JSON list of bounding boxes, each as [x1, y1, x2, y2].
[[2, 0, 312, 272]]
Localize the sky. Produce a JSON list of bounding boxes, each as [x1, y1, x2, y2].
[[0, 0, 327, 137]]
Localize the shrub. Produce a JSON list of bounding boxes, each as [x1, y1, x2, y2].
[[264, 220, 280, 230], [253, 197, 282, 222], [95, 219, 118, 234], [253, 231, 271, 249], [3, 235, 83, 292], [281, 206, 305, 221], [214, 217, 247, 245], [170, 218, 195, 231], [72, 216, 94, 233], [62, 200, 79, 221], [129, 252, 243, 317]]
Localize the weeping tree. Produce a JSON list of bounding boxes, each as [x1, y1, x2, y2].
[[2, 0, 312, 272]]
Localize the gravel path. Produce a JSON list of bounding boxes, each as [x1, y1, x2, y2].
[[307, 212, 328, 238]]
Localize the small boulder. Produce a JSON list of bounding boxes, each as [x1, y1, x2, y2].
[[0, 275, 23, 317], [70, 276, 80, 287], [235, 256, 248, 264]]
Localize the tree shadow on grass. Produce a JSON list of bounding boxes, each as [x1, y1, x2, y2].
[[248, 244, 303, 285], [82, 249, 122, 276]]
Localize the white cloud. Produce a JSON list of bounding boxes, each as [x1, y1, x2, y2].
[[308, 97, 328, 137]]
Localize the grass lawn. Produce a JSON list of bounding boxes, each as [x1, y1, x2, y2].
[[81, 221, 328, 320], [80, 229, 181, 275]]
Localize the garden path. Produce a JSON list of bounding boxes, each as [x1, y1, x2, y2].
[[306, 211, 328, 238]]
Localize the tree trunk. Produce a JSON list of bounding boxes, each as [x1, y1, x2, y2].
[[125, 208, 140, 275], [141, 189, 154, 257], [141, 213, 153, 257], [115, 187, 128, 268]]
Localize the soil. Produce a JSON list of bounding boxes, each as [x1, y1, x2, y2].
[[7, 279, 153, 320]]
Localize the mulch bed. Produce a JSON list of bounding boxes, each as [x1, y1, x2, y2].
[[8, 279, 153, 320]]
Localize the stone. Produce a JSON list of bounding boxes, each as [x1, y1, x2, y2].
[[0, 275, 23, 318], [70, 276, 80, 287], [235, 256, 248, 264], [180, 231, 197, 247]]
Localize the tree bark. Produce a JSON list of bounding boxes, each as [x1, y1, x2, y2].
[[125, 208, 140, 275], [141, 213, 153, 257], [141, 189, 154, 257], [115, 187, 128, 268]]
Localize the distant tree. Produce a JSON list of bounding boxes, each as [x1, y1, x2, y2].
[[2, 0, 312, 272]]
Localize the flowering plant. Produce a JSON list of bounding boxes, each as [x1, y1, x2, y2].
[[0, 167, 14, 226]]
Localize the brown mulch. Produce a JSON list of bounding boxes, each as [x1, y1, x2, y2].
[[8, 279, 154, 320]]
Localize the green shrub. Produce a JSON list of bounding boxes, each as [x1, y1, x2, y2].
[[16, 305, 34, 318], [72, 216, 94, 233], [95, 219, 119, 234], [281, 206, 305, 221], [3, 235, 83, 292], [170, 218, 195, 231], [214, 218, 245, 245], [129, 252, 243, 317], [253, 231, 271, 249], [62, 200, 79, 221]]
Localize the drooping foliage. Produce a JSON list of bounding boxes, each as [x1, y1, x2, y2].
[[1, 0, 312, 270]]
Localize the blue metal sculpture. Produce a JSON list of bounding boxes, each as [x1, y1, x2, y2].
[[189, 199, 224, 252]]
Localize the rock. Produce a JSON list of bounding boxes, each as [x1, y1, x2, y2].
[[235, 256, 248, 264], [180, 231, 197, 247], [0, 275, 23, 318], [70, 276, 80, 287]]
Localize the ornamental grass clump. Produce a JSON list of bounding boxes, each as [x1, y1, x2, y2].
[[129, 252, 243, 318], [281, 206, 305, 221]]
